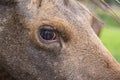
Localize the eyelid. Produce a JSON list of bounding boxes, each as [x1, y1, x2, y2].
[[39, 23, 70, 42], [27, 18, 73, 42], [38, 27, 59, 42], [28, 25, 62, 51]]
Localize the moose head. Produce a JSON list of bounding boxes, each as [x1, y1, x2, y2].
[[0, 0, 120, 80]]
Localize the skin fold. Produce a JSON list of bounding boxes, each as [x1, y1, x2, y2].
[[0, 0, 120, 80]]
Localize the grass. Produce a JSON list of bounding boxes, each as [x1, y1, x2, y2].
[[100, 28, 120, 62], [96, 9, 120, 62]]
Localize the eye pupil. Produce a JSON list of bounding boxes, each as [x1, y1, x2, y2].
[[40, 28, 56, 40]]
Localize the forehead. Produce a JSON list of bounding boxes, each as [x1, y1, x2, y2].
[[17, 0, 91, 18], [1, 0, 91, 15], [1, 0, 92, 28]]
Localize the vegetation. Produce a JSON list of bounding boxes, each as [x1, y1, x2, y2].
[[100, 28, 120, 62], [96, 9, 120, 62], [79, 0, 120, 62], [104, 0, 120, 5]]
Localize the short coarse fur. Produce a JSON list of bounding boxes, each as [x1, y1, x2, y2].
[[0, 0, 120, 80]]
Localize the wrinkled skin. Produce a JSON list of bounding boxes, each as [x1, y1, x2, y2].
[[0, 0, 120, 80]]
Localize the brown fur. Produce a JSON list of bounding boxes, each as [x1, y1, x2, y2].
[[91, 15, 103, 36], [0, 0, 120, 80]]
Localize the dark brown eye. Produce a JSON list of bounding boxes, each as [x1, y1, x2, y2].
[[39, 28, 57, 41]]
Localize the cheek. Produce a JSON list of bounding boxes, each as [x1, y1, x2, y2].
[[0, 27, 4, 33]]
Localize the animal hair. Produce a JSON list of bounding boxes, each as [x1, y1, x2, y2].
[[63, 0, 69, 5], [0, 0, 16, 6]]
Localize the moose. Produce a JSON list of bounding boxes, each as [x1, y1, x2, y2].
[[0, 0, 120, 80]]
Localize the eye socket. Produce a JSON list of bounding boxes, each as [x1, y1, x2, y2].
[[39, 26, 58, 41]]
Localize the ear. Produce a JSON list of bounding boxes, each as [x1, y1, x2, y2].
[[91, 15, 104, 36]]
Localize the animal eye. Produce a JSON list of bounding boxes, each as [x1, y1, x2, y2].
[[39, 26, 58, 41]]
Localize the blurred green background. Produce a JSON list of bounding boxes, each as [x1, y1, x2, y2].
[[97, 9, 120, 62], [79, 0, 120, 62]]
